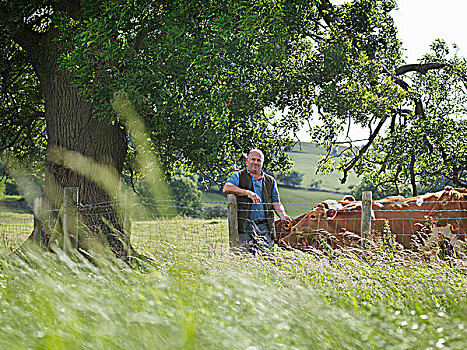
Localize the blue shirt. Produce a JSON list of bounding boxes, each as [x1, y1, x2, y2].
[[226, 169, 280, 221]]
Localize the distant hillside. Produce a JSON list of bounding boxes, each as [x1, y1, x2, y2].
[[286, 142, 359, 193]]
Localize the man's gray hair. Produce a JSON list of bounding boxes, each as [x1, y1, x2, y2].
[[248, 148, 264, 160]]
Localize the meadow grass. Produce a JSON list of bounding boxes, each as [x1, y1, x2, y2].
[[0, 206, 33, 251], [0, 210, 466, 349]]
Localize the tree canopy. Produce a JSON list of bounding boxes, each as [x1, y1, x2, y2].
[[51, 0, 312, 175], [0, 28, 45, 178]]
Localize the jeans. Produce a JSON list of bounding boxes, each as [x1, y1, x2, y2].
[[239, 221, 274, 256]]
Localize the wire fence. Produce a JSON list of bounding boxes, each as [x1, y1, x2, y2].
[[0, 196, 231, 254], [2, 188, 467, 255], [0, 208, 33, 252], [127, 198, 229, 255]]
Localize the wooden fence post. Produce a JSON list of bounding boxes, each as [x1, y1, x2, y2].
[[361, 191, 372, 251], [227, 194, 239, 249], [33, 197, 43, 244], [63, 187, 79, 249], [123, 189, 131, 238]]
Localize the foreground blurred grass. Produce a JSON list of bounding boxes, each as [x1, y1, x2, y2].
[[0, 210, 466, 349]]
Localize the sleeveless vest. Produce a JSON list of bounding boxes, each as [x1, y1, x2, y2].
[[237, 169, 275, 234]]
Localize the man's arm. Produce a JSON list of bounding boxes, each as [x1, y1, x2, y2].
[[223, 182, 261, 203], [270, 178, 292, 222], [273, 202, 292, 222]]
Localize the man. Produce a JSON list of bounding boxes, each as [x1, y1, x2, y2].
[[223, 149, 292, 255]]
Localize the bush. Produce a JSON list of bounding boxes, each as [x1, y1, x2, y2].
[[169, 175, 203, 217], [4, 181, 19, 196], [276, 170, 304, 188], [309, 179, 322, 189], [203, 206, 228, 218]]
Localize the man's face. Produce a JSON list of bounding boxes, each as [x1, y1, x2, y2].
[[246, 151, 264, 175]]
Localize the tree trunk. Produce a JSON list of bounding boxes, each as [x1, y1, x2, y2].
[[30, 33, 129, 258]]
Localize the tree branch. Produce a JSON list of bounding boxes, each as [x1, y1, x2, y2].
[[394, 164, 401, 194], [395, 62, 447, 76], [54, 0, 83, 21], [123, 162, 142, 198], [0, 4, 44, 52], [380, 65, 427, 117], [134, 27, 150, 52], [377, 153, 391, 176], [452, 177, 467, 188], [381, 65, 410, 90], [340, 116, 387, 184], [389, 108, 397, 132], [414, 100, 425, 118], [0, 112, 45, 151], [0, 124, 26, 150], [317, 0, 338, 26]]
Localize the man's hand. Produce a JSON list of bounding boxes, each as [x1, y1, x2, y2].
[[273, 202, 292, 224], [246, 190, 261, 204]]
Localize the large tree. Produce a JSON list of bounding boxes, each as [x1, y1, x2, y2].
[[0, 0, 312, 256]]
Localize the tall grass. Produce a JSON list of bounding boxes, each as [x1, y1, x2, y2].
[[1, 239, 466, 349], [0, 206, 466, 349]]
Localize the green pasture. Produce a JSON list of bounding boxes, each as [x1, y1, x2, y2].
[[277, 187, 348, 216], [0, 205, 33, 251], [288, 143, 359, 194], [131, 217, 229, 255], [200, 190, 226, 204], [0, 205, 466, 349]]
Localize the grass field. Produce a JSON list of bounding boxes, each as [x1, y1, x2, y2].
[[288, 142, 359, 193], [0, 152, 465, 349], [0, 205, 466, 349], [0, 205, 33, 251]]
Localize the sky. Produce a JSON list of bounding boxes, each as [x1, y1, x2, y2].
[[393, 0, 467, 62], [297, 0, 467, 142]]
